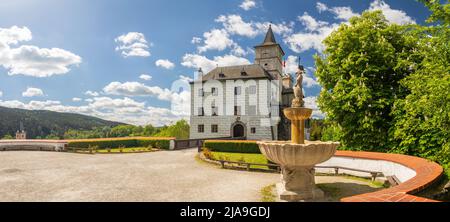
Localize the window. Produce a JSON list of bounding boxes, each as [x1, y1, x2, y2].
[[211, 87, 218, 96], [234, 106, 241, 116], [219, 73, 225, 78], [198, 125, 204, 133], [248, 85, 257, 94], [251, 127, 256, 134], [234, 86, 241, 95], [211, 125, 218, 133], [241, 70, 247, 76], [198, 88, 204, 97], [211, 106, 218, 116], [198, 107, 204, 116]]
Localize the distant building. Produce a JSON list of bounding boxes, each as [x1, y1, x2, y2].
[[16, 122, 26, 140], [16, 130, 26, 140]]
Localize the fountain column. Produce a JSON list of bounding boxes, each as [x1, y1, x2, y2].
[[257, 64, 339, 202]]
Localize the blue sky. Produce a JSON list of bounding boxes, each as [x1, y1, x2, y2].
[[0, 0, 431, 126]]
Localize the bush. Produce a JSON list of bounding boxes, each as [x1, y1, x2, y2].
[[204, 140, 260, 154], [67, 137, 174, 150]]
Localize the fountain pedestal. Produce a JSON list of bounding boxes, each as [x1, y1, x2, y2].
[[278, 166, 324, 201], [258, 140, 338, 201], [257, 64, 339, 201]]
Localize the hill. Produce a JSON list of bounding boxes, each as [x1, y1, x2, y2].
[[0, 106, 125, 139]]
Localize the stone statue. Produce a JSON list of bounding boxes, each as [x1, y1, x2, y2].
[[292, 67, 304, 107]]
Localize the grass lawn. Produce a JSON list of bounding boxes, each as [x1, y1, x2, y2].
[[210, 151, 270, 170]]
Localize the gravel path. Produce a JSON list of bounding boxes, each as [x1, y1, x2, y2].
[[0, 149, 380, 202]]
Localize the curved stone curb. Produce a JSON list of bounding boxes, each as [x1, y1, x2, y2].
[[336, 151, 443, 202]]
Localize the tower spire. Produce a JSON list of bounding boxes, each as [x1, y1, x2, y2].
[[263, 24, 276, 44]]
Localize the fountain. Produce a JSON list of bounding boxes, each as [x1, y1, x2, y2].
[[257, 65, 339, 202]]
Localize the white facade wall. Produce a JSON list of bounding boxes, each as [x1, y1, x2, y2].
[[190, 79, 281, 140]]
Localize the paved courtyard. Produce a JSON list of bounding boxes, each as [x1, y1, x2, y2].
[[0, 149, 379, 202]]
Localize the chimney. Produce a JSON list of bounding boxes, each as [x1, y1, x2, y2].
[[282, 74, 292, 89], [197, 67, 204, 80]]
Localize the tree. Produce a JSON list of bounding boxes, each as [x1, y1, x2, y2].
[[315, 11, 421, 150], [391, 1, 450, 167], [154, 120, 190, 139], [110, 125, 136, 137], [1, 134, 14, 140]]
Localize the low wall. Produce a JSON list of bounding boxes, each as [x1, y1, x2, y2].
[[325, 151, 444, 202], [317, 156, 417, 183], [0, 140, 67, 152]]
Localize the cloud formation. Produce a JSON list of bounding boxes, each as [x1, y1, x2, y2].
[[239, 0, 256, 11], [181, 53, 251, 73], [139, 74, 152, 81], [284, 1, 415, 53], [0, 26, 82, 77], [22, 87, 44, 97], [155, 59, 175, 69], [115, 32, 151, 57]]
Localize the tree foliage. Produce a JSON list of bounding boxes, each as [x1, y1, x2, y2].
[[316, 2, 450, 172], [316, 11, 420, 151], [154, 120, 190, 139], [391, 1, 450, 166]]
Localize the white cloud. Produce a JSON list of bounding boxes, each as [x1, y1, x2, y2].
[[298, 12, 330, 32], [198, 29, 235, 53], [85, 91, 99, 97], [369, 0, 415, 24], [155, 59, 175, 69], [181, 53, 251, 73], [239, 0, 256, 11], [316, 2, 359, 21], [284, 12, 339, 53], [103, 81, 175, 100], [316, 2, 328, 13], [0, 90, 2, 97], [191, 37, 202, 44], [0, 26, 32, 45], [22, 87, 44, 97], [102, 78, 191, 118], [254, 22, 294, 36], [0, 26, 82, 77], [304, 96, 325, 119], [115, 32, 151, 57], [285, 1, 415, 53], [139, 74, 152, 81], [216, 15, 258, 38], [72, 97, 82, 102], [215, 15, 293, 38], [0, 96, 188, 126]]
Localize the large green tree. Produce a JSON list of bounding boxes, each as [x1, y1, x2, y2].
[[315, 11, 421, 150], [391, 1, 450, 168]]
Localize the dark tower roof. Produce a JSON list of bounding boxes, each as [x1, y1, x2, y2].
[[263, 25, 276, 44]]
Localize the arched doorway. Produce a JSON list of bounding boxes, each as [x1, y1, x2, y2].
[[232, 123, 245, 138]]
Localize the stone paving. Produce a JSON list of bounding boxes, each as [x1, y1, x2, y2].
[[0, 149, 378, 202]]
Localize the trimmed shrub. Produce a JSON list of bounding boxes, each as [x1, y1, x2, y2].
[[67, 137, 173, 150], [204, 140, 260, 154]]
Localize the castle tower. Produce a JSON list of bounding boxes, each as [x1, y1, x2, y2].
[[254, 25, 285, 80]]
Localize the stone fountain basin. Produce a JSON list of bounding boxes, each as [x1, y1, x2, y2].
[[283, 107, 313, 121], [257, 141, 340, 167]]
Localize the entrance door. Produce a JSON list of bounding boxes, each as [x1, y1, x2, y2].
[[233, 124, 245, 138]]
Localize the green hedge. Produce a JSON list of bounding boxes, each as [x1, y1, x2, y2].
[[203, 140, 261, 154], [67, 137, 172, 150]]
